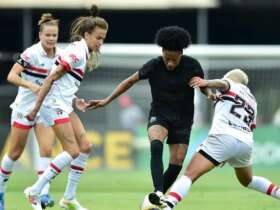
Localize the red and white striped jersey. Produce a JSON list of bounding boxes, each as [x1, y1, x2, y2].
[[209, 79, 257, 145], [10, 42, 61, 115], [44, 38, 89, 114]]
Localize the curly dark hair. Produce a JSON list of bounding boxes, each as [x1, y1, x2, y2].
[[155, 26, 191, 51]]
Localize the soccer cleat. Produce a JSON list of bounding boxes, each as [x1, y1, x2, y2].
[[59, 198, 88, 210], [0, 192, 4, 210], [40, 194, 55, 209], [160, 197, 176, 210], [24, 187, 42, 210], [148, 191, 167, 208], [140, 194, 161, 210]]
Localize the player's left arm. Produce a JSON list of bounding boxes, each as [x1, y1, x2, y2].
[[189, 77, 229, 92]]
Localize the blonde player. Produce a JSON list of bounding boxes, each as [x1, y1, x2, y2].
[[158, 69, 280, 209], [0, 14, 60, 210], [24, 5, 108, 210]]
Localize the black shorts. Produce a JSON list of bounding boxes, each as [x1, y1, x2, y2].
[[147, 113, 192, 145]]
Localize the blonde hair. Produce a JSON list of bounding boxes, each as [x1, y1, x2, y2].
[[70, 5, 108, 42], [38, 13, 59, 31], [224, 69, 249, 85], [86, 51, 101, 72]]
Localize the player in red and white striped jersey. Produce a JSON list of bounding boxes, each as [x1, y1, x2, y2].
[[24, 5, 108, 210], [159, 69, 280, 209], [0, 13, 61, 210]]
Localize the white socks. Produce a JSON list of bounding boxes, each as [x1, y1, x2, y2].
[[0, 155, 15, 193], [167, 175, 192, 204], [31, 152, 73, 194], [37, 157, 52, 195], [64, 153, 89, 200], [247, 176, 280, 199]]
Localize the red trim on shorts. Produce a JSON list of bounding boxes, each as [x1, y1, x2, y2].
[[54, 118, 71, 125], [37, 171, 44, 175], [13, 121, 32, 130], [70, 165, 84, 171], [50, 163, 61, 173], [0, 168, 12, 175], [168, 192, 182, 202], [250, 124, 256, 130], [266, 184, 276, 195]]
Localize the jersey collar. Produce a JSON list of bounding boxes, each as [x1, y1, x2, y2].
[[38, 41, 58, 57]]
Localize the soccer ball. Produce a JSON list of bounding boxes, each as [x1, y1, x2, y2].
[[140, 194, 161, 210]]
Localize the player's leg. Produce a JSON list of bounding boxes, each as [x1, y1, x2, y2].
[[0, 111, 32, 209], [163, 144, 187, 193], [59, 111, 91, 210], [148, 124, 168, 194], [163, 126, 191, 193], [164, 152, 216, 209], [25, 109, 80, 210], [163, 134, 230, 209], [235, 166, 280, 199], [143, 116, 169, 208], [34, 123, 56, 208]]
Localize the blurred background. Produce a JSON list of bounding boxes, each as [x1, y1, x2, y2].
[[1, 0, 280, 171]]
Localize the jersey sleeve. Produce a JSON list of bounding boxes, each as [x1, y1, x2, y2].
[[219, 78, 231, 94], [17, 47, 35, 68], [191, 59, 204, 78], [138, 59, 155, 80], [58, 49, 83, 72]]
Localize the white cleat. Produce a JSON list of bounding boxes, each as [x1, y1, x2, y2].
[[59, 197, 88, 210], [24, 187, 42, 210]]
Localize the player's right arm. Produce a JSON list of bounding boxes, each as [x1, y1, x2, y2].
[[26, 65, 66, 120], [7, 63, 40, 94], [87, 71, 140, 109]]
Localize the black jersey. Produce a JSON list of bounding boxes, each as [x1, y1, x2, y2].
[[138, 55, 204, 124]]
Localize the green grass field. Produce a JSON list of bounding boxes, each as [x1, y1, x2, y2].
[[5, 167, 279, 210]]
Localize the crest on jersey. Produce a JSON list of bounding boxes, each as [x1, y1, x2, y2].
[[69, 54, 79, 64]]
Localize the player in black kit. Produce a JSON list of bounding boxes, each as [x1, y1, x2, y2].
[[86, 26, 215, 207]]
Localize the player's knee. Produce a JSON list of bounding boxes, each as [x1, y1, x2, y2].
[[68, 148, 80, 159], [39, 147, 52, 157], [8, 147, 24, 160], [79, 139, 92, 153], [170, 156, 184, 165]]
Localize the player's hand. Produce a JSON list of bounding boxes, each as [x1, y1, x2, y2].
[[208, 93, 223, 102], [87, 98, 109, 110], [75, 98, 90, 112], [26, 109, 38, 121], [189, 77, 208, 88]]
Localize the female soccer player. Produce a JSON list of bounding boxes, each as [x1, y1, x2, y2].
[[0, 13, 60, 210], [24, 5, 108, 210], [160, 69, 280, 210], [86, 26, 215, 208]]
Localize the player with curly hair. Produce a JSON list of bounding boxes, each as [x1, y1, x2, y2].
[[86, 25, 215, 208]]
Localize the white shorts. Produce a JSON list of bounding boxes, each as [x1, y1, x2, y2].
[[11, 109, 36, 129], [11, 109, 52, 129], [39, 105, 71, 127], [198, 134, 253, 168]]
